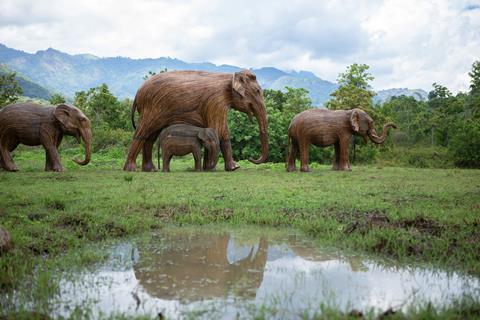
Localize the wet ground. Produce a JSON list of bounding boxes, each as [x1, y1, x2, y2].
[[52, 226, 479, 319]]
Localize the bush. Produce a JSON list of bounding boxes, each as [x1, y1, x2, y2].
[[449, 120, 480, 168], [377, 146, 452, 168]]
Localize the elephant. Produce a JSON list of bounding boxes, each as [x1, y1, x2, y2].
[[123, 70, 269, 172], [133, 230, 268, 301], [286, 108, 396, 172], [157, 124, 220, 172], [0, 103, 91, 172]]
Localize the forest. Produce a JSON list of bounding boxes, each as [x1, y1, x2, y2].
[[1, 61, 479, 169]]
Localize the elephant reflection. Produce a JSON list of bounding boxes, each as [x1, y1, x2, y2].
[[133, 232, 268, 301]]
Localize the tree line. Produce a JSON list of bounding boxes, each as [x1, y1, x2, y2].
[[1, 61, 479, 168]]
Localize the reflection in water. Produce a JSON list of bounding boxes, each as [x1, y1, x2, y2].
[[134, 232, 268, 300], [51, 227, 480, 319]]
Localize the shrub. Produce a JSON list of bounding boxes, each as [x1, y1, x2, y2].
[[449, 120, 480, 168]]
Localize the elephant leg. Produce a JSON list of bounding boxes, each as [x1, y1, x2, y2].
[[338, 137, 352, 171], [332, 142, 341, 170], [0, 138, 18, 171], [193, 147, 202, 171], [45, 148, 53, 171], [162, 151, 172, 172], [44, 145, 63, 172], [299, 142, 311, 172], [202, 150, 209, 170], [141, 133, 159, 172], [220, 138, 239, 171], [124, 138, 144, 171], [286, 138, 298, 172], [124, 123, 154, 171]]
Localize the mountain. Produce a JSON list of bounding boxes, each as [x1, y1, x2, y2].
[[374, 88, 428, 104], [0, 44, 427, 106], [0, 64, 53, 100], [0, 44, 337, 106]]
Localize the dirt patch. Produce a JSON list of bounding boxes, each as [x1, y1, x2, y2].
[[27, 212, 46, 221], [153, 205, 189, 221], [336, 209, 445, 238], [45, 200, 66, 211], [56, 213, 88, 229], [399, 216, 444, 236], [104, 221, 126, 237], [208, 208, 234, 221]]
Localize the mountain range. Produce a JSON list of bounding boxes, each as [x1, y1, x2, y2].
[[0, 43, 427, 105]]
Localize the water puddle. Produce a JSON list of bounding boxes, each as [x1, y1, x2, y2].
[[52, 226, 479, 318]]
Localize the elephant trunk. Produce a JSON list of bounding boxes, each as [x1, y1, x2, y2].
[[249, 109, 269, 164], [73, 127, 91, 165], [368, 122, 397, 144]]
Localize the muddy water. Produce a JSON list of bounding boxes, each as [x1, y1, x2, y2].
[[53, 227, 479, 319]]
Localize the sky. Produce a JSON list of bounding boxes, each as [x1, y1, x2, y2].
[[0, 0, 479, 92]]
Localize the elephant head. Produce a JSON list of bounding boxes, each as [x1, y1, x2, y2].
[[54, 104, 92, 165], [350, 108, 397, 144], [231, 70, 269, 164]]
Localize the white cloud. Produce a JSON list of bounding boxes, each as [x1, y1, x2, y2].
[[0, 0, 479, 92]]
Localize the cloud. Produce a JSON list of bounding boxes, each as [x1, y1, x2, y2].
[[0, 0, 478, 92]]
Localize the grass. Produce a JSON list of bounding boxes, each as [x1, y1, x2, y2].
[[1, 146, 479, 318]]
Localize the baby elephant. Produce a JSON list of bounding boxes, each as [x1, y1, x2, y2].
[[0, 103, 91, 172], [157, 124, 220, 172]]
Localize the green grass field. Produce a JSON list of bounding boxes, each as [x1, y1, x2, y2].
[[1, 146, 479, 318]]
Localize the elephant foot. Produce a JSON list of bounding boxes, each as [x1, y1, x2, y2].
[[3, 163, 18, 172], [286, 165, 296, 172], [300, 166, 312, 173], [46, 166, 63, 172], [142, 161, 157, 172], [225, 161, 240, 171], [123, 162, 137, 172]]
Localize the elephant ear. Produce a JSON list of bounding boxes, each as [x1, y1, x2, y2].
[[197, 130, 207, 143], [232, 71, 246, 98], [54, 104, 72, 127], [350, 109, 360, 133]]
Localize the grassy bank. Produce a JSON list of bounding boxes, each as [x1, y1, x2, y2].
[[1, 147, 479, 318]]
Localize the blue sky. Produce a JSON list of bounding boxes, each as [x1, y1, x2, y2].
[[0, 0, 479, 92]]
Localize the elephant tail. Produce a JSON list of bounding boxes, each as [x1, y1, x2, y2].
[[157, 136, 161, 171], [131, 95, 138, 129]]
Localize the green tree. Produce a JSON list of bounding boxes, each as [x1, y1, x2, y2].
[[74, 84, 130, 129], [427, 83, 462, 146], [448, 120, 480, 168], [229, 88, 313, 163], [49, 93, 66, 105], [465, 60, 480, 119], [468, 60, 480, 93], [0, 71, 22, 107], [326, 64, 381, 163], [326, 63, 375, 111]]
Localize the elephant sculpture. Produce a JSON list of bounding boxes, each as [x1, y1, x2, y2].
[[133, 230, 268, 300], [286, 108, 396, 172], [157, 124, 220, 172], [0, 103, 91, 172], [123, 70, 269, 172]]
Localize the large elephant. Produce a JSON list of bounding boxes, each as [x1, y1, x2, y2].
[[123, 70, 269, 172], [0, 103, 91, 172], [286, 108, 396, 172]]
